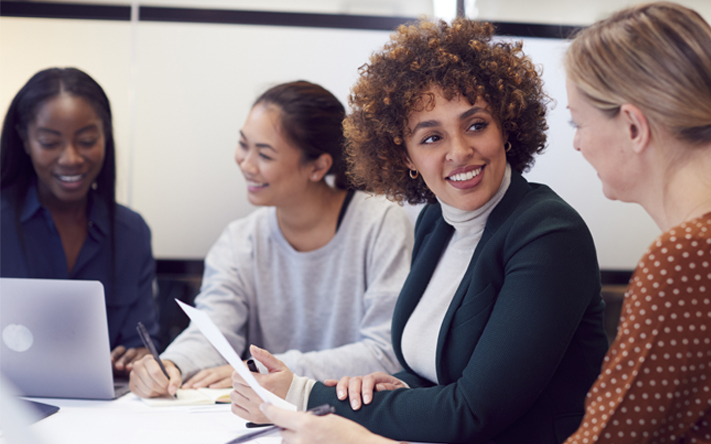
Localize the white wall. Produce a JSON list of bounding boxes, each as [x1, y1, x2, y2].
[[0, 8, 668, 269], [129, 21, 394, 257]]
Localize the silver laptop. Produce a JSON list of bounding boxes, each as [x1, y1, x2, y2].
[[0, 277, 130, 400]]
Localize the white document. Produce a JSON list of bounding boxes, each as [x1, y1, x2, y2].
[[175, 300, 297, 411]]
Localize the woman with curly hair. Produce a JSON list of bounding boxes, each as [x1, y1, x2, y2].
[[230, 18, 608, 444]]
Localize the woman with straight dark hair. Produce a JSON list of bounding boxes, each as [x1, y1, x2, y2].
[[1, 67, 159, 373], [129, 80, 413, 398]]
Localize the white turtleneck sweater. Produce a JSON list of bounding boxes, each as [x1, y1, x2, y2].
[[400, 164, 512, 384]]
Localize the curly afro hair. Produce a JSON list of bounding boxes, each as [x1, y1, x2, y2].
[[344, 18, 549, 204]]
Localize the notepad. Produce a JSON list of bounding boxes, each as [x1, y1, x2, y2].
[[140, 388, 232, 407]]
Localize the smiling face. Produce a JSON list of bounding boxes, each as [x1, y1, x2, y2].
[[566, 79, 636, 202], [404, 89, 507, 212], [24, 94, 106, 209], [235, 103, 315, 207]]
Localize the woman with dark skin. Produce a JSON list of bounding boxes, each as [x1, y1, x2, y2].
[[1, 68, 159, 374]]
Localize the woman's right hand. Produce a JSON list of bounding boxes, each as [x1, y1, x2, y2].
[[323, 372, 407, 410], [129, 355, 182, 398]]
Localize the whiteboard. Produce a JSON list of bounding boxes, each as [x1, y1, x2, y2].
[[0, 16, 660, 269]]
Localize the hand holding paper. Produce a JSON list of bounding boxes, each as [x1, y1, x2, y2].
[[175, 300, 296, 411], [231, 344, 296, 423]]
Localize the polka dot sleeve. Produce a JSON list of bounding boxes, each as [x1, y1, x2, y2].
[[565, 214, 711, 444]]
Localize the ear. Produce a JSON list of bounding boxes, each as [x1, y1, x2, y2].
[[619, 104, 651, 154], [403, 150, 416, 171], [309, 153, 333, 181]]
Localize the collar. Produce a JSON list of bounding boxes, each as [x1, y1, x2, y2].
[[437, 163, 512, 232], [19, 180, 110, 237], [19, 179, 44, 223]]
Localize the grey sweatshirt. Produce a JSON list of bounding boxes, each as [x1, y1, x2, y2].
[[161, 191, 413, 380]]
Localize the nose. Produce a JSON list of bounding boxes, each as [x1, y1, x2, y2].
[[446, 134, 473, 163], [572, 132, 582, 152], [236, 146, 258, 175], [58, 143, 83, 166]]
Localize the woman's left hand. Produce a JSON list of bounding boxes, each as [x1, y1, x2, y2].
[[261, 403, 397, 444], [324, 372, 406, 410], [111, 346, 150, 374], [230, 345, 293, 423]]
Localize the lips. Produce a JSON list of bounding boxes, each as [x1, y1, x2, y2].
[[245, 179, 268, 191], [56, 174, 84, 183], [53, 173, 87, 191], [447, 166, 483, 182], [445, 165, 486, 190]]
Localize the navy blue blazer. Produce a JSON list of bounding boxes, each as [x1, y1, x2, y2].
[[309, 171, 608, 444]]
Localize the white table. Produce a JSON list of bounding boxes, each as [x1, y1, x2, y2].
[[4, 394, 281, 444]]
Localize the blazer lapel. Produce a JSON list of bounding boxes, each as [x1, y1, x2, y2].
[[392, 215, 454, 371], [434, 171, 531, 381]]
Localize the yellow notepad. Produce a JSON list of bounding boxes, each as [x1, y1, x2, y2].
[[140, 388, 232, 407]]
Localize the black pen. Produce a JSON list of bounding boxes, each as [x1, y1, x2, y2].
[[225, 404, 335, 444], [136, 322, 176, 398]]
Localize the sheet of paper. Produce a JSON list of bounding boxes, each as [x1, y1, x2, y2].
[[176, 300, 297, 411], [141, 388, 232, 407]]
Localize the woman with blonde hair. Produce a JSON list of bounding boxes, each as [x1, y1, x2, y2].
[[563, 2, 711, 442], [230, 17, 609, 444]]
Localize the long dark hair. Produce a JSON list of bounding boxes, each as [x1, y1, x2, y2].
[[254, 81, 350, 189], [0, 67, 117, 271]]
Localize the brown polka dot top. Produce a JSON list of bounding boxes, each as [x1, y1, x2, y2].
[[565, 213, 711, 444]]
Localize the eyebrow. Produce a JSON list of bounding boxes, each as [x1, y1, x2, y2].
[[35, 124, 99, 136], [239, 130, 277, 153], [410, 106, 488, 133]]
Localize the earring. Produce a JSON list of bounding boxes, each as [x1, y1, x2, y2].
[[409, 169, 419, 179], [505, 142, 512, 153], [312, 174, 319, 180], [91, 182, 98, 190]]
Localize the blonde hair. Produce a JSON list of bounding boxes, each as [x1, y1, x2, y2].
[[565, 2, 711, 144]]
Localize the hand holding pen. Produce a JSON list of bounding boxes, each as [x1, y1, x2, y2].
[[226, 404, 336, 444], [133, 322, 179, 398]]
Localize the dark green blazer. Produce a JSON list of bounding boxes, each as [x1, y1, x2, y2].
[[309, 171, 608, 444]]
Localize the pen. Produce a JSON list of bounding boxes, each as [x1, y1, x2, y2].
[[246, 358, 259, 373], [225, 404, 335, 444], [136, 322, 175, 397]]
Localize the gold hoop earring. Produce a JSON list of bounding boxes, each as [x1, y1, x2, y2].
[[409, 169, 419, 179], [505, 141, 512, 153]]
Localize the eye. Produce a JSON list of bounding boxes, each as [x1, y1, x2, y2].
[[421, 134, 441, 144], [568, 119, 580, 129], [38, 141, 60, 149], [78, 139, 98, 148], [259, 152, 273, 160], [467, 120, 489, 132]]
